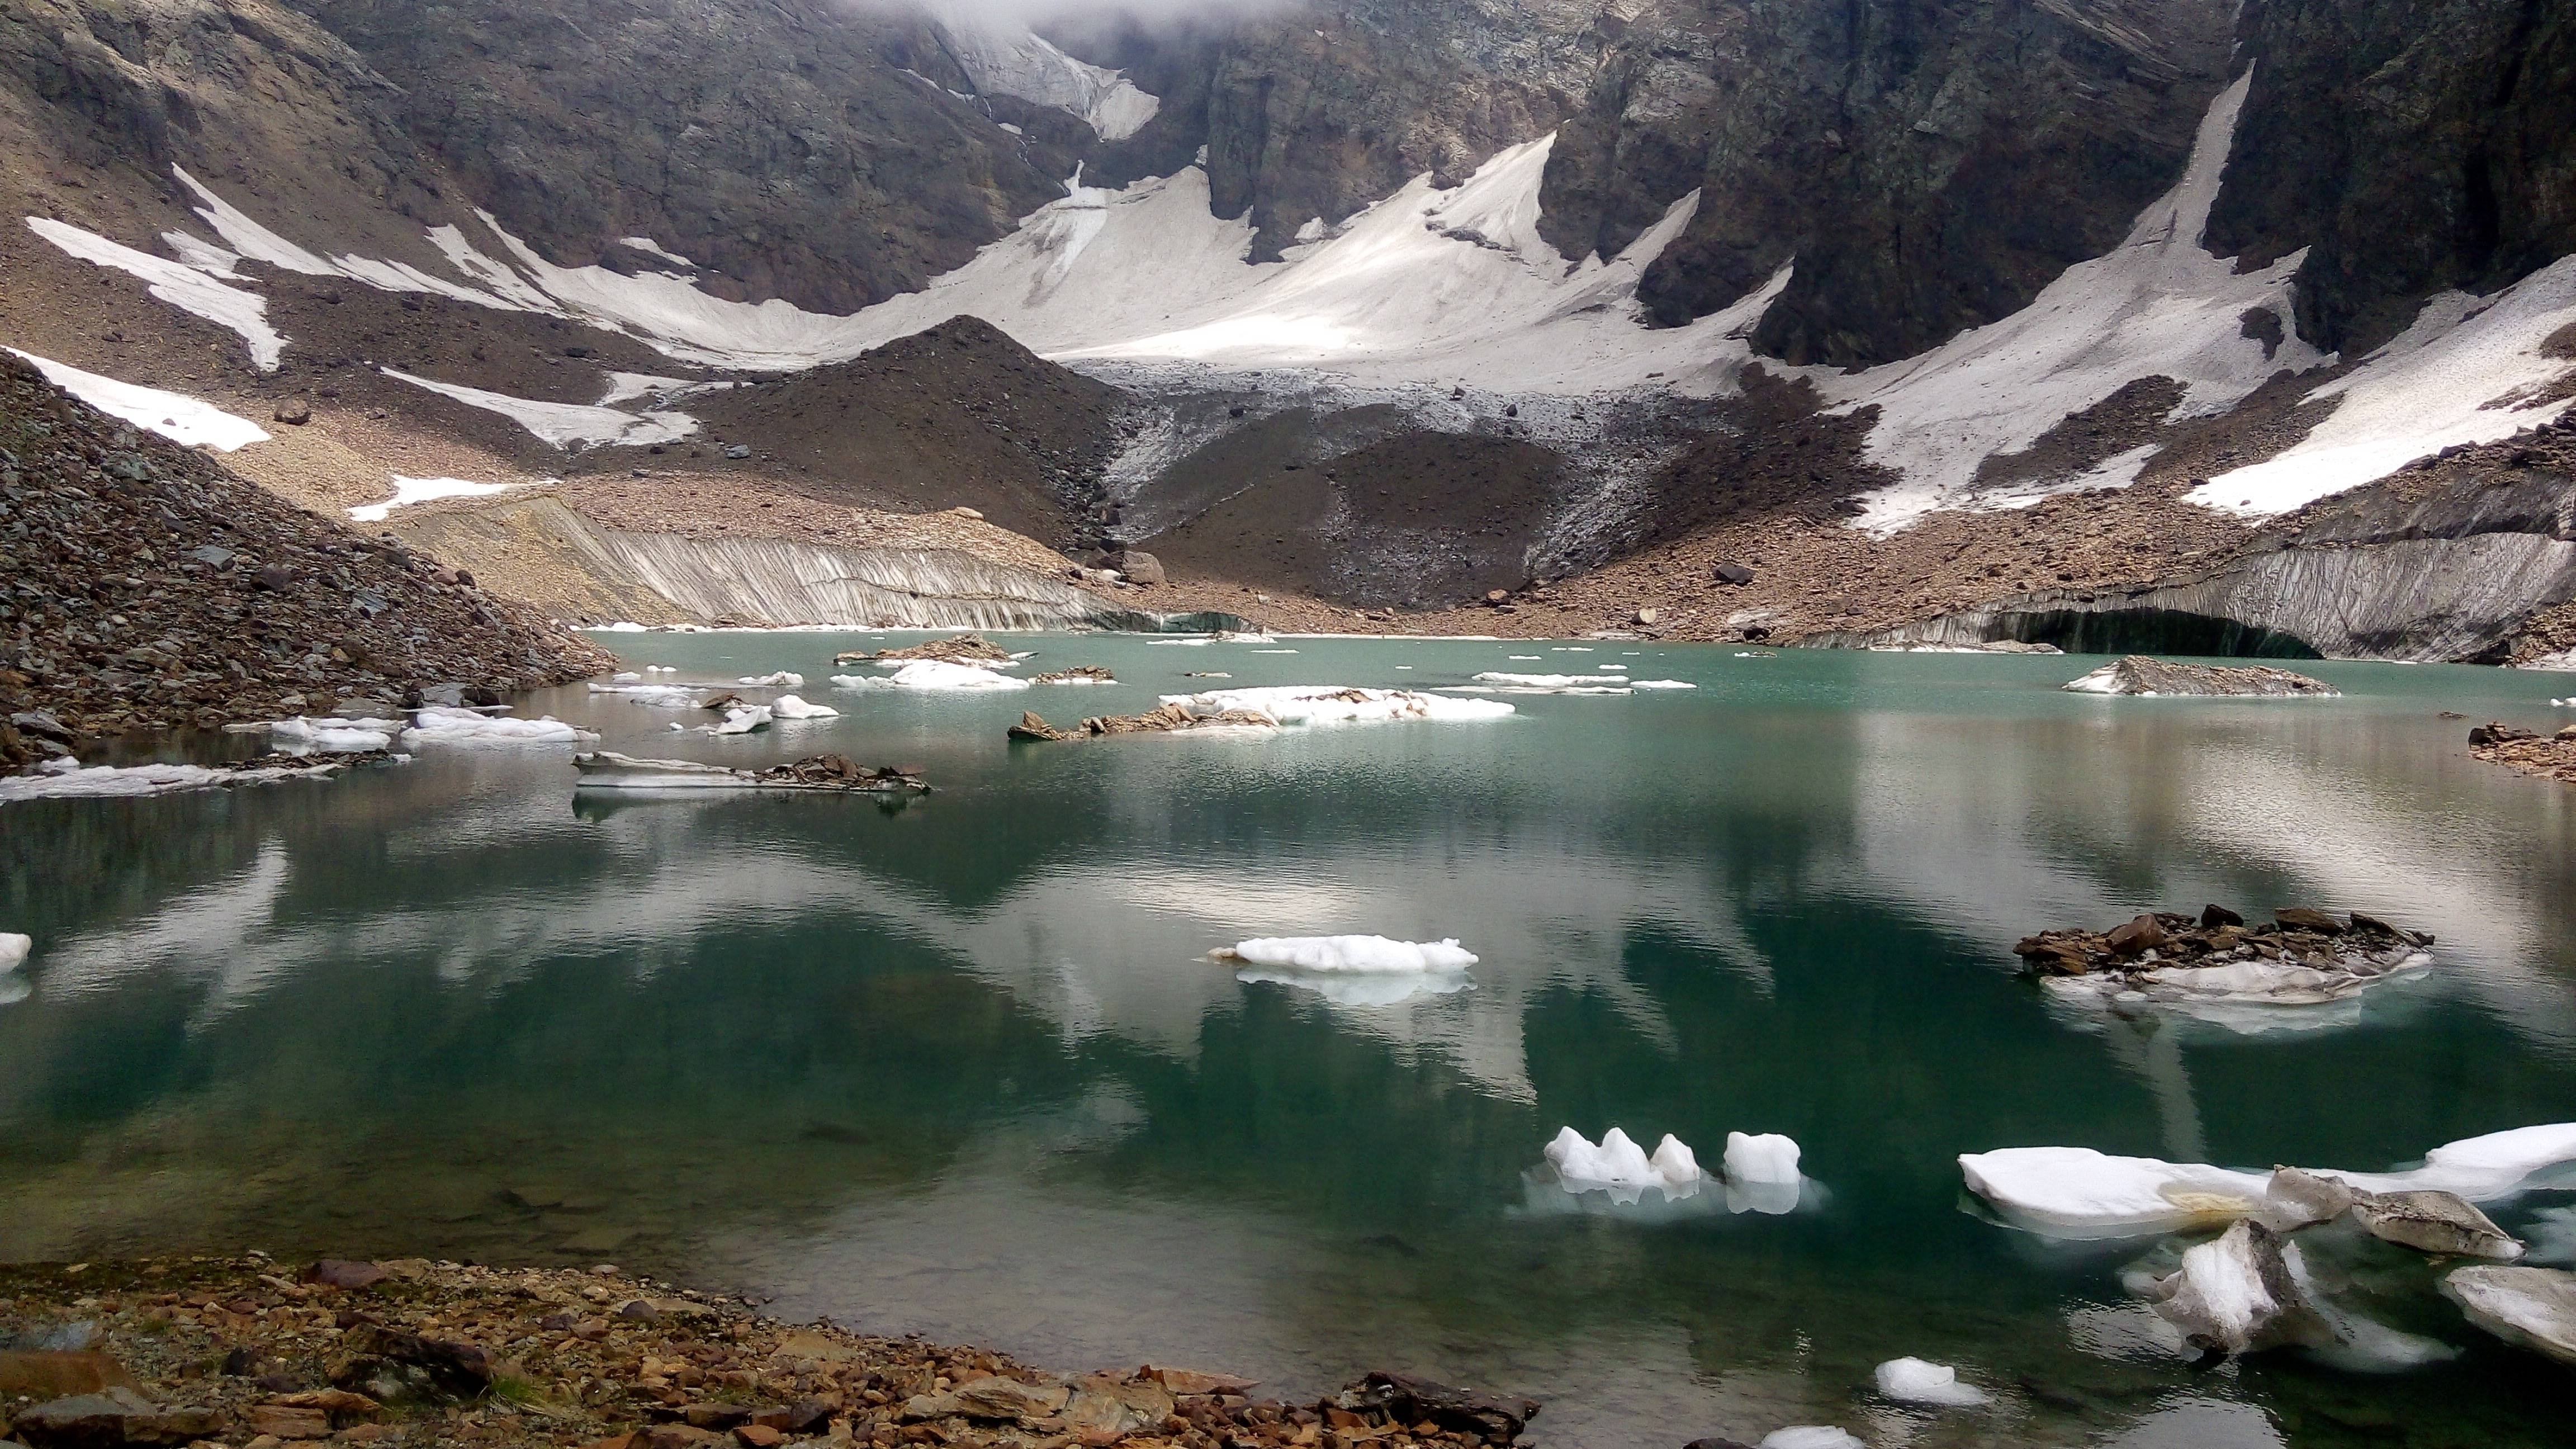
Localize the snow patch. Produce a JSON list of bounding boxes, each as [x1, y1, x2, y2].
[[382, 369, 695, 449], [348, 475, 518, 522], [22, 219, 287, 370], [7, 350, 271, 451]]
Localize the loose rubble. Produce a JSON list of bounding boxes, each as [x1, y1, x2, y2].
[[1031, 666, 1116, 684], [0, 1258, 1539, 1449], [0, 353, 610, 776], [2467, 721, 2576, 783], [2061, 656, 2340, 697], [2012, 905, 2433, 1012]]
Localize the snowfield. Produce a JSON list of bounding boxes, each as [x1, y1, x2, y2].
[[6, 351, 271, 452]]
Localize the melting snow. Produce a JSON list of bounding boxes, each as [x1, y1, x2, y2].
[[348, 475, 518, 522], [7, 350, 270, 451], [22, 219, 287, 370], [382, 368, 695, 448], [1830, 70, 2326, 530]]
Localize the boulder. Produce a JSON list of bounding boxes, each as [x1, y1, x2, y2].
[[1328, 1372, 1538, 1446], [1112, 551, 1166, 586], [2104, 914, 2167, 956], [272, 400, 312, 425], [0, 1351, 136, 1401], [305, 1259, 389, 1289], [2444, 1266, 2576, 1365], [1713, 562, 1755, 586], [2274, 907, 2343, 934], [328, 1324, 492, 1405], [2351, 1190, 2523, 1259]]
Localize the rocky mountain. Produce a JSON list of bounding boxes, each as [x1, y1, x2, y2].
[[1, 0, 2574, 662]]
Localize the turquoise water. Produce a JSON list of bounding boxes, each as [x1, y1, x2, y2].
[[5, 637, 2575, 1448]]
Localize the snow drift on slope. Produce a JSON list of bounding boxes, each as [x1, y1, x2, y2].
[[383, 369, 695, 449], [22, 219, 286, 371], [348, 475, 520, 522], [7, 351, 270, 451]]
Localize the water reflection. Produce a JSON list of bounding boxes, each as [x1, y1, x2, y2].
[[3, 641, 2573, 1448]]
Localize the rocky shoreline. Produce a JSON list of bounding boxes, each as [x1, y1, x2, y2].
[[2468, 721, 2576, 784], [0, 1258, 1536, 1449]]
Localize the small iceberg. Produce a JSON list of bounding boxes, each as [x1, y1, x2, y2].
[[1758, 1429, 1863, 1449], [832, 661, 1031, 692], [589, 682, 704, 707], [1628, 679, 1698, 690], [1543, 1127, 1704, 1204], [401, 706, 592, 748], [1213, 936, 1478, 972], [1233, 968, 1472, 1007], [2063, 656, 2338, 697], [1, 932, 27, 972], [2443, 1266, 2576, 1366], [1873, 1357, 1990, 1408], [770, 694, 840, 719], [1470, 671, 1631, 694], [709, 704, 774, 735], [1723, 1130, 1807, 1215], [1161, 685, 1513, 725], [0, 757, 349, 803], [737, 671, 805, 687]]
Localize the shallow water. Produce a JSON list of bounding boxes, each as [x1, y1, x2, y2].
[[6, 637, 2575, 1448]]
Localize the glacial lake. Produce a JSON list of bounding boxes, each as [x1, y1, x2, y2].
[[6, 636, 2575, 1449]]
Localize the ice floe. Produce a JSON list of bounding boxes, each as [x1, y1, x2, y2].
[[736, 671, 806, 687], [1628, 679, 1697, 690], [382, 368, 695, 449], [709, 705, 773, 735], [1, 933, 28, 972], [1470, 672, 1632, 694], [1159, 685, 1513, 726], [1213, 936, 1477, 973], [0, 759, 342, 803], [769, 694, 839, 719], [1757, 1429, 1863, 1449], [399, 707, 591, 748], [1873, 1358, 1990, 1408], [264, 716, 400, 752], [587, 683, 703, 707], [7, 350, 270, 451], [2442, 1266, 2576, 1366], [1962, 1124, 2576, 1239], [348, 475, 519, 522], [832, 661, 1031, 692], [22, 219, 286, 370], [1232, 968, 1473, 1008]]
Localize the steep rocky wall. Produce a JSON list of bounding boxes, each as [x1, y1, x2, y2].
[[2210, 0, 2576, 353], [1537, 0, 2234, 366]]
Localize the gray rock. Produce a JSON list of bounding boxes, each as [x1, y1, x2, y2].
[[272, 400, 312, 425], [1111, 550, 1165, 586], [7, 1385, 222, 1446], [1713, 562, 1754, 586], [2351, 1190, 2523, 1261], [187, 544, 236, 569], [724, 444, 752, 460]]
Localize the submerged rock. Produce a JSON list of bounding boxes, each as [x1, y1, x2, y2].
[[1007, 702, 1277, 741], [2062, 656, 2339, 697], [2443, 1266, 2576, 1365], [573, 751, 926, 793]]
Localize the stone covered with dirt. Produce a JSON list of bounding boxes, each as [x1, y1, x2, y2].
[[2014, 905, 2432, 982]]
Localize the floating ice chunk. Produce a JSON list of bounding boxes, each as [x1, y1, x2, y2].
[[1963, 1125, 2576, 1239], [1542, 1127, 1704, 1203], [2151, 1220, 2301, 1355], [646, 665, 677, 674], [1758, 1429, 1863, 1449], [7, 349, 271, 450], [588, 683, 702, 707], [769, 694, 839, 719], [2443, 1266, 2576, 1366], [0, 932, 26, 972], [1471, 672, 1632, 693], [1628, 679, 1697, 689], [1724, 1131, 1802, 1185], [0, 759, 338, 802], [1873, 1358, 1990, 1408], [400, 706, 590, 747], [599, 622, 651, 632], [613, 671, 642, 682], [1233, 967, 1471, 1007], [1961, 1148, 2270, 1238], [266, 716, 399, 752], [348, 475, 517, 522], [1216, 936, 1476, 972], [1162, 685, 1513, 724], [737, 671, 805, 687], [710, 705, 773, 735], [21, 221, 286, 370], [832, 661, 1031, 692]]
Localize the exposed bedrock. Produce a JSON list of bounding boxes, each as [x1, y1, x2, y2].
[[1810, 448, 2576, 661], [2210, 0, 2576, 353], [1536, 0, 2235, 366]]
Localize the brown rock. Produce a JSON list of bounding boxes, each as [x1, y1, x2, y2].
[[1148, 1367, 1260, 1396], [304, 1259, 389, 1290], [7, 1386, 222, 1447], [248, 1403, 332, 1439], [1112, 551, 1166, 586], [2103, 914, 2167, 956], [2273, 907, 2345, 934], [733, 1428, 784, 1448], [0, 1350, 138, 1400], [2199, 903, 2244, 929], [272, 400, 312, 425]]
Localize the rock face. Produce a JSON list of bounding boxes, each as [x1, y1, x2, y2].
[[0, 353, 610, 776], [2209, 0, 2576, 352], [1537, 0, 2234, 364], [2061, 656, 2339, 697]]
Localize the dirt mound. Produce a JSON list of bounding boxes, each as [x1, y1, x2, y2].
[[0, 353, 609, 774], [684, 316, 1121, 545]]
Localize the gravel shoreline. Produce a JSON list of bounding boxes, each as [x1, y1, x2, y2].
[[0, 1258, 1536, 1449]]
